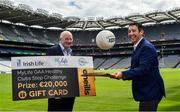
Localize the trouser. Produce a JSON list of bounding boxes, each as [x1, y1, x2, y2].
[[139, 99, 162, 111], [48, 97, 75, 112]]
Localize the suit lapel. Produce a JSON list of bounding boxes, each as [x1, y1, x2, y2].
[[134, 38, 145, 53], [57, 44, 73, 56], [57, 44, 64, 55], [131, 38, 145, 68]]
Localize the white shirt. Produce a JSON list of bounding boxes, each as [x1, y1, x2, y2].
[[133, 37, 143, 51], [59, 43, 72, 56]]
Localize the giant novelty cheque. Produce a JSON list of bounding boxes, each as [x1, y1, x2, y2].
[[11, 56, 96, 100]]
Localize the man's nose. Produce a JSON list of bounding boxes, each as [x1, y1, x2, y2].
[[67, 40, 72, 43], [67, 39, 72, 42], [128, 32, 133, 36]]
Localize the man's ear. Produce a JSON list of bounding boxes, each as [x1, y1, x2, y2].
[[140, 29, 144, 36], [59, 37, 61, 42]]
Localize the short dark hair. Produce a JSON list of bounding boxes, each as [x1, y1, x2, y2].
[[129, 22, 144, 32]]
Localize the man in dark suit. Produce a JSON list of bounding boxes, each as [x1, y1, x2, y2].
[[111, 23, 165, 111], [46, 31, 75, 111]]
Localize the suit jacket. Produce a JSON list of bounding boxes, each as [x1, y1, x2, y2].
[[46, 44, 75, 111], [122, 38, 165, 102], [46, 44, 64, 56]]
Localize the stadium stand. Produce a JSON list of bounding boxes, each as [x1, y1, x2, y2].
[[109, 57, 131, 69], [0, 57, 11, 73], [98, 57, 120, 69], [44, 29, 60, 44], [13, 25, 39, 43], [159, 55, 180, 68], [93, 58, 106, 69], [0, 23, 19, 41], [29, 27, 51, 44], [145, 23, 180, 41], [176, 61, 180, 68], [0, 0, 179, 72]]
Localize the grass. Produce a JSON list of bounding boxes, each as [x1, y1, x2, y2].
[[0, 68, 180, 111]]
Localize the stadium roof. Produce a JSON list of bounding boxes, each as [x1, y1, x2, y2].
[[1, 0, 180, 30]]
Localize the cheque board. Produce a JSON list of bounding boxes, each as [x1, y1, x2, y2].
[[11, 56, 95, 101]]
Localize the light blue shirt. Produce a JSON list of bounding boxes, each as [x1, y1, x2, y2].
[[59, 43, 72, 56]]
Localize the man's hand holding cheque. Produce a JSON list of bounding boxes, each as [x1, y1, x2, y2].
[[110, 72, 123, 80], [81, 72, 123, 80]]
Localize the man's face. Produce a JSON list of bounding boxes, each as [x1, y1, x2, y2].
[[128, 25, 144, 44], [60, 33, 73, 49]]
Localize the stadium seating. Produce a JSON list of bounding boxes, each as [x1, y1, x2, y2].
[[159, 55, 180, 68], [44, 29, 59, 44], [93, 58, 107, 69], [97, 57, 121, 69], [0, 57, 11, 73], [176, 61, 180, 68], [93, 57, 131, 70], [1, 22, 180, 45], [145, 23, 180, 40], [0, 21, 179, 69], [109, 57, 131, 69]]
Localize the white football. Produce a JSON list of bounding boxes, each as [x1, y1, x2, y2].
[[96, 30, 116, 50]]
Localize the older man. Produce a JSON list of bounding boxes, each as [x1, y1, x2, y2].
[[46, 31, 75, 111]]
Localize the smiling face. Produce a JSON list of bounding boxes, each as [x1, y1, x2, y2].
[[59, 31, 73, 49], [128, 24, 144, 44]]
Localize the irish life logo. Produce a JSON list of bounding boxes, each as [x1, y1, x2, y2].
[[17, 59, 21, 67], [16, 59, 44, 67]]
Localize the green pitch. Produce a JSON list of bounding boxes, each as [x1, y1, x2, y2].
[[0, 68, 180, 111]]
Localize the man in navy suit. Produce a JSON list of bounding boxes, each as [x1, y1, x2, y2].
[[111, 23, 165, 111], [46, 31, 75, 111]]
